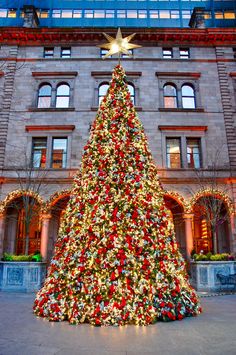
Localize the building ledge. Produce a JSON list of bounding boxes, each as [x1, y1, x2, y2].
[[25, 125, 75, 132], [159, 125, 208, 131], [91, 71, 142, 77], [156, 72, 201, 78], [159, 108, 204, 113], [0, 71, 4, 77], [91, 106, 142, 112], [32, 71, 78, 77], [28, 107, 75, 112], [229, 72, 236, 77]]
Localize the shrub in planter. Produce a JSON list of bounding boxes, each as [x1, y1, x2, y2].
[[192, 252, 235, 262], [2, 251, 42, 262]]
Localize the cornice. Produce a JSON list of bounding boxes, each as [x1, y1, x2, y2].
[[0, 71, 4, 77], [158, 125, 208, 131], [91, 71, 142, 77], [25, 125, 75, 132], [156, 72, 201, 78], [32, 71, 78, 77], [0, 27, 235, 46]]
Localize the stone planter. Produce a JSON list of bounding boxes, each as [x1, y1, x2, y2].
[[190, 261, 236, 292], [0, 261, 46, 292]]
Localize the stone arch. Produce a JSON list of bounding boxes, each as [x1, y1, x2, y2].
[[45, 189, 71, 261], [190, 189, 233, 254], [163, 190, 187, 257], [0, 190, 44, 255]]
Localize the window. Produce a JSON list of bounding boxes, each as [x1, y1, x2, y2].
[[100, 49, 112, 58], [187, 138, 201, 168], [182, 85, 196, 109], [162, 48, 173, 59], [61, 10, 72, 18], [44, 47, 54, 58], [32, 138, 47, 168], [37, 84, 52, 108], [166, 138, 181, 168], [233, 48, 236, 59], [180, 48, 190, 59], [56, 84, 70, 108], [128, 83, 135, 104], [0, 9, 7, 17], [121, 49, 133, 58], [51, 138, 68, 168], [98, 83, 109, 105], [61, 47, 71, 58], [163, 84, 177, 108], [8, 9, 17, 18]]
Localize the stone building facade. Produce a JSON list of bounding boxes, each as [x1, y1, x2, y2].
[[0, 10, 236, 262]]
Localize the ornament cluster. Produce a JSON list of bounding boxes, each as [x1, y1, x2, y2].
[[34, 65, 201, 326]]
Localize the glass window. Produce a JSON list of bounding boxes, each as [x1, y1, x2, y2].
[[32, 138, 47, 168], [106, 10, 115, 18], [138, 10, 147, 19], [94, 10, 105, 18], [128, 84, 135, 104], [171, 10, 179, 19], [61, 10, 72, 18], [98, 83, 109, 105], [162, 48, 173, 59], [180, 48, 190, 59], [40, 9, 49, 18], [8, 9, 17, 18], [233, 48, 236, 59], [52, 138, 68, 169], [159, 10, 170, 19], [44, 47, 54, 58], [127, 10, 137, 18], [38, 84, 52, 108], [84, 10, 94, 18], [215, 11, 224, 19], [204, 12, 212, 19], [73, 10, 82, 18], [0, 9, 7, 17], [100, 49, 112, 58], [117, 10, 126, 18], [224, 11, 235, 19], [187, 138, 201, 168], [56, 84, 70, 108], [166, 138, 181, 168], [61, 47, 71, 58], [163, 84, 177, 108], [121, 49, 133, 58], [149, 10, 159, 19], [52, 9, 61, 18], [182, 10, 191, 19], [182, 85, 196, 109]]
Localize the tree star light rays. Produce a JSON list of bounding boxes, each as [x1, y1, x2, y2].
[[98, 28, 141, 60]]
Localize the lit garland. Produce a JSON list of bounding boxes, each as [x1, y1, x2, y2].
[[43, 189, 72, 213], [33, 65, 202, 326], [163, 190, 189, 213], [0, 189, 43, 214], [189, 188, 234, 215]]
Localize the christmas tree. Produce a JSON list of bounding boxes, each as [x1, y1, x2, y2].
[[34, 65, 201, 326]]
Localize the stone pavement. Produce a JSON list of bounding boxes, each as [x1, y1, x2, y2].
[[0, 293, 235, 355]]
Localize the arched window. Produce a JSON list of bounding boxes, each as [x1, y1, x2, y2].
[[163, 84, 177, 108], [128, 83, 135, 104], [98, 82, 109, 105], [37, 84, 52, 108], [56, 83, 70, 108], [182, 84, 196, 109]]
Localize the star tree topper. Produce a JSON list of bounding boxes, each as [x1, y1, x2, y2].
[[97, 28, 141, 61]]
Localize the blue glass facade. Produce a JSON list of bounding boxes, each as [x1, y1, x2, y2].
[[0, 0, 235, 28]]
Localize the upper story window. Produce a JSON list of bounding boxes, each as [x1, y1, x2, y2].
[[100, 49, 112, 58], [162, 48, 173, 59], [61, 47, 71, 58], [181, 85, 196, 109], [98, 82, 109, 105], [166, 138, 181, 169], [128, 83, 135, 104], [187, 138, 201, 169], [56, 84, 70, 108], [121, 49, 133, 58], [233, 48, 236, 59], [32, 137, 47, 168], [180, 48, 190, 59], [0, 8, 17, 18], [44, 47, 54, 58], [163, 84, 177, 108], [37, 84, 52, 108], [51, 138, 68, 169]]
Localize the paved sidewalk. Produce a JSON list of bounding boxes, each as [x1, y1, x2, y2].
[[0, 293, 235, 355]]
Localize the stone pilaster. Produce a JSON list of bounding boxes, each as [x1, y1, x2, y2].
[[183, 213, 194, 260], [40, 214, 52, 262], [0, 46, 18, 168], [0, 213, 6, 258]]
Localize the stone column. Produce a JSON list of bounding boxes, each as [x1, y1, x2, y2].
[[40, 214, 52, 261], [183, 213, 194, 260], [0, 213, 6, 258], [230, 213, 236, 254]]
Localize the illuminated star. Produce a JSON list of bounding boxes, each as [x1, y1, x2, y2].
[[97, 28, 141, 59]]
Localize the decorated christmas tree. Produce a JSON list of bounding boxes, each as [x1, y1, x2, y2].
[[34, 64, 201, 326]]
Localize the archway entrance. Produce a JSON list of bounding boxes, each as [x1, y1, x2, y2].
[[48, 196, 70, 261], [192, 196, 230, 254], [4, 196, 41, 255], [164, 196, 186, 257]]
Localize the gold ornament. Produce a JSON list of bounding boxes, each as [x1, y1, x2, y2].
[[97, 28, 141, 61]]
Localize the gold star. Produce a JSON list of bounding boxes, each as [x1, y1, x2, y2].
[[97, 28, 141, 59]]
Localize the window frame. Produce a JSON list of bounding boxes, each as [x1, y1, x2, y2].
[[163, 83, 178, 108], [166, 137, 182, 169], [61, 47, 71, 58], [37, 83, 52, 108], [43, 47, 54, 58], [162, 48, 173, 59], [55, 83, 71, 108], [51, 137, 68, 169], [181, 84, 196, 109]]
